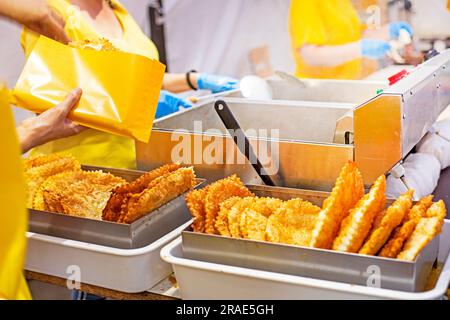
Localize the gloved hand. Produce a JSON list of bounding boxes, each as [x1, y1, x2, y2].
[[361, 39, 391, 59], [155, 90, 191, 119], [197, 73, 239, 94], [389, 21, 413, 39]]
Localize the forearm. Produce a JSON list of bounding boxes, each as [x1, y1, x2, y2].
[[363, 25, 390, 41], [299, 41, 361, 67], [0, 0, 48, 26], [162, 73, 199, 93], [16, 118, 48, 153]]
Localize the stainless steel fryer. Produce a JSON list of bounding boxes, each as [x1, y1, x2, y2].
[[137, 50, 450, 191], [181, 184, 439, 292]]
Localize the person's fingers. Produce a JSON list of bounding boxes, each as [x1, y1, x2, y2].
[[57, 88, 82, 117], [47, 10, 70, 43], [67, 123, 86, 134]]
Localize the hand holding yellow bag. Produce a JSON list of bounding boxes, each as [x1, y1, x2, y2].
[[12, 36, 165, 143]]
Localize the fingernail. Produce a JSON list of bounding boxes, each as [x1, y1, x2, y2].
[[73, 88, 82, 96]]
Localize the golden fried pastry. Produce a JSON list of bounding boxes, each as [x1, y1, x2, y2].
[[359, 189, 413, 255], [238, 198, 283, 241], [41, 171, 125, 220], [379, 220, 416, 258], [425, 199, 447, 220], [117, 171, 175, 223], [33, 171, 76, 211], [332, 174, 386, 253], [397, 201, 446, 261], [185, 187, 209, 233], [379, 195, 434, 258], [23, 153, 70, 171], [310, 161, 365, 249], [266, 198, 320, 247], [204, 175, 254, 234], [103, 163, 180, 222], [227, 197, 258, 238], [215, 196, 242, 237], [404, 195, 433, 222], [239, 209, 269, 241], [25, 155, 81, 208], [121, 167, 196, 224]]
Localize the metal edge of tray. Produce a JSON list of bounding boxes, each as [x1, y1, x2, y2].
[[28, 165, 207, 249], [181, 184, 439, 292]]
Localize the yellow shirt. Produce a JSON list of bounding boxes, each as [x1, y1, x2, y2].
[[0, 83, 31, 300], [21, 0, 160, 169], [289, 0, 363, 79]]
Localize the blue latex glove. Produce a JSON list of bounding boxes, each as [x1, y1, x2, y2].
[[361, 39, 391, 59], [155, 90, 191, 119], [389, 21, 413, 39], [197, 73, 239, 94]]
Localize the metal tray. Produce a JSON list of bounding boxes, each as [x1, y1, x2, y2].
[[181, 184, 439, 292], [28, 165, 205, 249]]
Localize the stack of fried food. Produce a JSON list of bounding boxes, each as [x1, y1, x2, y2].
[[186, 175, 321, 247], [186, 162, 446, 261], [102, 163, 196, 224], [25, 154, 125, 220], [26, 154, 197, 223]]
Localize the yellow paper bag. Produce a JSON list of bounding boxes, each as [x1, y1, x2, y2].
[[0, 83, 31, 300], [12, 36, 165, 143]]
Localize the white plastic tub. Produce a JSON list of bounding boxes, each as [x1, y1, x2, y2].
[[26, 220, 192, 293], [161, 220, 450, 300]]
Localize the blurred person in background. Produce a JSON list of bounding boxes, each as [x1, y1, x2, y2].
[[289, 0, 413, 79], [0, 0, 85, 300], [21, 0, 239, 169]]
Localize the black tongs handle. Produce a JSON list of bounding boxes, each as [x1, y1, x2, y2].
[[214, 100, 276, 186]]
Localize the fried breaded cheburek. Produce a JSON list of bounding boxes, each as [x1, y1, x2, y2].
[[214, 196, 241, 236], [406, 195, 434, 222], [24, 154, 81, 208], [378, 195, 433, 258], [310, 162, 364, 249], [203, 175, 254, 234], [185, 187, 210, 233], [24, 153, 72, 171], [226, 197, 258, 238], [40, 171, 125, 219], [397, 200, 446, 261], [239, 197, 283, 241], [266, 199, 320, 247], [102, 163, 181, 222], [359, 189, 413, 255], [332, 174, 386, 253], [118, 167, 196, 224], [240, 209, 269, 241]]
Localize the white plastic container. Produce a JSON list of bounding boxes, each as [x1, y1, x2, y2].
[[26, 220, 192, 293], [161, 220, 450, 300]]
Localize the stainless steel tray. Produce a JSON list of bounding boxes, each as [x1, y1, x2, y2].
[[181, 184, 439, 292], [28, 165, 205, 249]]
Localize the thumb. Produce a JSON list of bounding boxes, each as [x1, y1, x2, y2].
[[58, 88, 82, 117], [66, 122, 86, 134]]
